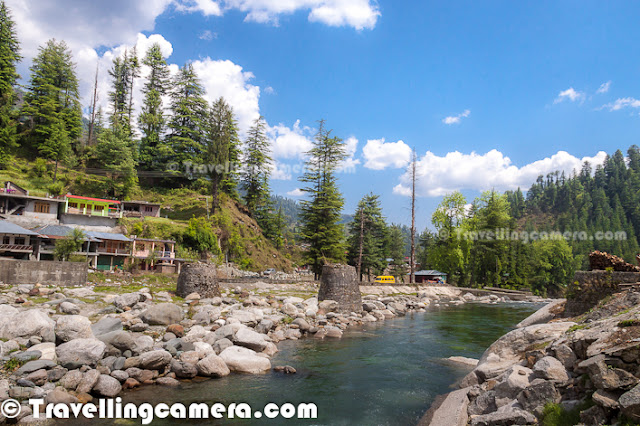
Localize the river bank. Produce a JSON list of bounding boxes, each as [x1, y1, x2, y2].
[[426, 289, 640, 425], [0, 278, 545, 424]]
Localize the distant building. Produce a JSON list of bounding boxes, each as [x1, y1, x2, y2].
[[34, 225, 101, 262], [61, 195, 122, 228], [413, 270, 448, 284], [0, 181, 65, 227], [131, 237, 184, 273], [0, 220, 41, 260], [122, 201, 161, 218], [86, 231, 132, 271]]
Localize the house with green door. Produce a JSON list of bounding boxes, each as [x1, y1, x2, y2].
[[60, 195, 122, 228]]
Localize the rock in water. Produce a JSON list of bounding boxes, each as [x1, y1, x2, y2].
[[318, 264, 362, 313], [176, 263, 221, 298]]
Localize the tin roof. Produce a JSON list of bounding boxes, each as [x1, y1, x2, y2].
[[0, 220, 41, 236]]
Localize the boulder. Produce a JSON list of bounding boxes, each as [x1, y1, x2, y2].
[[1, 310, 55, 342], [138, 350, 172, 370], [16, 360, 57, 375], [56, 315, 93, 342], [113, 293, 141, 310], [176, 263, 221, 298], [517, 379, 561, 413], [45, 387, 78, 405], [516, 300, 565, 328], [97, 331, 136, 353], [171, 360, 198, 379], [192, 306, 221, 325], [426, 387, 470, 426], [213, 338, 233, 354], [256, 319, 274, 334], [58, 302, 81, 315], [56, 338, 106, 369], [230, 310, 257, 325], [233, 328, 268, 352], [92, 374, 122, 397], [592, 389, 620, 409], [156, 377, 180, 387], [24, 369, 48, 386], [76, 369, 101, 394], [197, 354, 231, 377], [619, 383, 640, 418], [140, 304, 183, 325], [281, 303, 298, 316], [532, 356, 569, 383], [219, 346, 271, 374], [29, 343, 56, 362], [60, 370, 84, 390], [91, 317, 123, 337], [292, 318, 310, 332], [493, 365, 533, 399]]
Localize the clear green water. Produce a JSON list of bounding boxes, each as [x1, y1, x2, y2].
[[118, 302, 540, 425]]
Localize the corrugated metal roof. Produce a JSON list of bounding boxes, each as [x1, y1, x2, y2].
[[33, 225, 101, 242], [86, 231, 132, 242], [414, 270, 447, 276], [0, 220, 41, 236]]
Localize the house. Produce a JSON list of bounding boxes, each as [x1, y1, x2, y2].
[[131, 237, 183, 273], [34, 225, 100, 262], [60, 195, 122, 228], [413, 270, 448, 284], [0, 181, 65, 227], [0, 220, 41, 260], [122, 201, 161, 218], [86, 231, 132, 271]]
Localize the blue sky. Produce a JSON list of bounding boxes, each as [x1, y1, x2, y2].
[[8, 0, 640, 229]]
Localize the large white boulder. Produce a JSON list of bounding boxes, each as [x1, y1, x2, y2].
[[219, 346, 271, 374]]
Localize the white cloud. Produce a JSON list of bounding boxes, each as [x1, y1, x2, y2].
[[442, 109, 470, 125], [176, 0, 222, 16], [596, 81, 611, 94], [554, 87, 585, 104], [264, 86, 275, 95], [271, 162, 292, 180], [338, 136, 360, 172], [268, 120, 314, 159], [362, 139, 412, 170], [601, 97, 640, 112], [286, 188, 305, 197], [199, 30, 217, 40], [393, 149, 608, 197]]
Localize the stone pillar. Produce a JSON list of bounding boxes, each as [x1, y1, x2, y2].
[[176, 263, 221, 298], [318, 264, 362, 313]]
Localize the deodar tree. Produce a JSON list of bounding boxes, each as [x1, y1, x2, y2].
[[0, 1, 20, 168], [348, 193, 388, 281], [299, 120, 347, 278]]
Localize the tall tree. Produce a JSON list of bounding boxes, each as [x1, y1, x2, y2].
[[167, 63, 208, 169], [387, 225, 408, 282], [299, 121, 347, 278], [242, 115, 272, 216], [206, 97, 240, 211], [138, 43, 170, 169], [21, 39, 82, 159], [348, 193, 388, 280], [93, 129, 138, 198], [0, 1, 20, 167]]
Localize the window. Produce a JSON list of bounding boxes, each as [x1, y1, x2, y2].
[[145, 206, 153, 213], [94, 205, 104, 212], [2, 236, 9, 244], [68, 202, 78, 209], [34, 202, 50, 213], [14, 237, 25, 245]]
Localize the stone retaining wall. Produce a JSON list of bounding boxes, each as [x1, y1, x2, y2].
[[564, 270, 640, 316], [0, 258, 87, 286]]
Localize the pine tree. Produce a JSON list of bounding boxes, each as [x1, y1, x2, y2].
[[21, 39, 82, 159], [242, 116, 272, 217], [167, 63, 208, 169], [139, 43, 171, 170], [0, 1, 20, 167], [206, 97, 240, 211], [299, 121, 347, 278], [93, 129, 138, 198], [387, 225, 408, 282], [348, 193, 388, 280], [38, 119, 70, 182]]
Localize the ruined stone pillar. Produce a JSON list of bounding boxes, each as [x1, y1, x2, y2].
[[318, 264, 362, 313], [176, 263, 221, 298]]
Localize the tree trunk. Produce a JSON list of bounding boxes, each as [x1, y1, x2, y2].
[[211, 174, 220, 214], [53, 160, 59, 183], [357, 207, 364, 281], [410, 150, 417, 284]]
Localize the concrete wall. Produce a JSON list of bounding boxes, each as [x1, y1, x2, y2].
[[60, 214, 117, 229], [0, 258, 87, 286], [565, 270, 640, 316], [5, 214, 59, 228]]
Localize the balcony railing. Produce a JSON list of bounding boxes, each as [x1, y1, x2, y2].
[[66, 207, 122, 218], [0, 244, 33, 252], [96, 248, 130, 255]]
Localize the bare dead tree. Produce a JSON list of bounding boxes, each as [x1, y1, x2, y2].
[[410, 149, 417, 284], [87, 64, 99, 146]]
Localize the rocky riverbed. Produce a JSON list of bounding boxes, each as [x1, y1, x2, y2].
[[0, 278, 543, 424], [427, 290, 640, 426]]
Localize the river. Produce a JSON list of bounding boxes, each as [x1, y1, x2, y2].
[[118, 302, 541, 425]]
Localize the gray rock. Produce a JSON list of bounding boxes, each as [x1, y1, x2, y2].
[[196, 354, 230, 377], [9, 386, 34, 399], [468, 391, 497, 416], [230, 310, 257, 325], [171, 360, 197, 379], [470, 407, 537, 426], [517, 380, 561, 413], [233, 328, 268, 351], [593, 367, 638, 390], [255, 319, 274, 334], [156, 377, 180, 387], [24, 369, 48, 386], [55, 315, 93, 342], [56, 338, 106, 369], [113, 293, 141, 310], [427, 387, 470, 426], [281, 303, 298, 316], [619, 383, 640, 418], [91, 317, 123, 337], [579, 405, 607, 426], [592, 389, 620, 408], [29, 343, 56, 362], [58, 302, 80, 315], [97, 331, 136, 352], [11, 351, 42, 363], [494, 365, 533, 398], [47, 366, 67, 382], [138, 350, 172, 370], [219, 346, 271, 374], [60, 370, 83, 390], [213, 338, 233, 354], [516, 299, 564, 328], [192, 305, 221, 325], [44, 387, 78, 404], [140, 304, 183, 325], [533, 356, 569, 383], [92, 374, 122, 397], [76, 369, 101, 394], [1, 310, 55, 342], [292, 318, 310, 332], [552, 344, 577, 369], [176, 263, 221, 298], [110, 370, 129, 382], [16, 360, 57, 375]]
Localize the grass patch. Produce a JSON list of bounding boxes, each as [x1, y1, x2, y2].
[[567, 324, 588, 333], [541, 400, 592, 426], [618, 319, 640, 327]]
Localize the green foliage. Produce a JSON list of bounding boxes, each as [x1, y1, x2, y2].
[[54, 228, 85, 261], [541, 401, 591, 426], [21, 39, 82, 159], [529, 238, 577, 296], [387, 225, 408, 281], [242, 116, 272, 215], [181, 217, 220, 255], [348, 193, 389, 279], [299, 121, 347, 277], [92, 129, 138, 198], [46, 181, 64, 196], [0, 1, 20, 168]]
